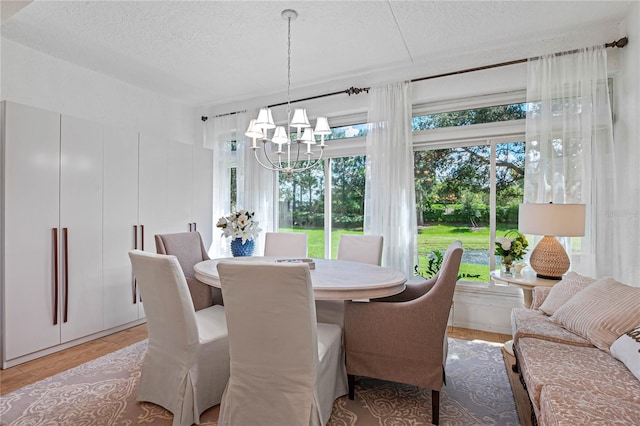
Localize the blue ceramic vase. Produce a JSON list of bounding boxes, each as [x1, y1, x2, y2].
[[230, 238, 255, 257]]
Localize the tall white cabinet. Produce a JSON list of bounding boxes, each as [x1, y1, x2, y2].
[[103, 126, 144, 329], [2, 102, 104, 361], [2, 101, 213, 367]]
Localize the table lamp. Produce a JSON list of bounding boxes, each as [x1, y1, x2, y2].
[[518, 203, 586, 280]]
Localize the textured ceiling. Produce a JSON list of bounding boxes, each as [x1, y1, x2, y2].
[[1, 1, 634, 108]]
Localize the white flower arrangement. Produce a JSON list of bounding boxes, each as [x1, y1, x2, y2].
[[216, 210, 262, 243]]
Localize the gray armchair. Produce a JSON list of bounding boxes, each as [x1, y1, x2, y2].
[[155, 232, 223, 310], [343, 240, 463, 425]]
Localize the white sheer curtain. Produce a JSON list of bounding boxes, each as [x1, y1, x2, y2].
[[524, 46, 630, 281], [205, 109, 277, 257], [364, 81, 417, 277], [236, 108, 277, 255], [206, 112, 245, 258]]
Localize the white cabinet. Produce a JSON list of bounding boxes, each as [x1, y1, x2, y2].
[[139, 133, 213, 250], [59, 115, 104, 343], [103, 126, 143, 329], [3, 102, 61, 360], [2, 102, 104, 362], [2, 102, 212, 366], [138, 133, 169, 252]]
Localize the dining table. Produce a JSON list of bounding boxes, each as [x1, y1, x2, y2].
[[194, 257, 407, 300]]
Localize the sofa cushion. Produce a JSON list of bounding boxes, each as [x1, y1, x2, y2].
[[538, 271, 595, 315], [549, 277, 640, 351], [516, 338, 640, 418], [511, 307, 592, 347], [610, 325, 640, 381], [538, 385, 640, 426]]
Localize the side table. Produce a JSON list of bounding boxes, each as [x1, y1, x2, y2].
[[490, 268, 559, 355]]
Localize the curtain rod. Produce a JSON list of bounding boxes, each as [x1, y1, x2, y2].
[[205, 36, 627, 121]]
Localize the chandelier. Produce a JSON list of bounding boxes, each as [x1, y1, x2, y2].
[[244, 9, 330, 177]]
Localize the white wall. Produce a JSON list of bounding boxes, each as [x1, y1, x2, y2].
[[1, 39, 199, 143]]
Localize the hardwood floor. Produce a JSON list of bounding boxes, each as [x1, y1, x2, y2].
[[0, 324, 511, 396], [0, 324, 148, 395]]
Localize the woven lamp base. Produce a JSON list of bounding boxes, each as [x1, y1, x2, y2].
[[529, 236, 569, 280]]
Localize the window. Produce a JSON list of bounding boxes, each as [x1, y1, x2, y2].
[[272, 95, 527, 279], [278, 161, 325, 257], [414, 140, 525, 282]]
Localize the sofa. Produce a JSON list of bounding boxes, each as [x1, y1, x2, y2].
[[510, 272, 640, 425]]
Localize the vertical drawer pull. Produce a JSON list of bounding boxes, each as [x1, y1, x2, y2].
[[53, 228, 59, 326]]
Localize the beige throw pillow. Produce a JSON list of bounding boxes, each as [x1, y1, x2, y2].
[[549, 277, 640, 352], [538, 272, 596, 316]]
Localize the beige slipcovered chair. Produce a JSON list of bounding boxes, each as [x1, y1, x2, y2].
[[128, 250, 230, 426], [263, 231, 308, 257], [316, 234, 384, 325], [217, 261, 348, 426], [337, 234, 383, 265], [344, 240, 463, 425], [155, 231, 223, 309]]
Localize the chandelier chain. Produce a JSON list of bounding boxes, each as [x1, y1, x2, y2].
[[286, 14, 292, 128]]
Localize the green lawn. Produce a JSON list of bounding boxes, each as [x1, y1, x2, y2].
[[280, 223, 519, 283]]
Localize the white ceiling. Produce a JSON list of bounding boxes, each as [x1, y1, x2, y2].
[[1, 1, 634, 110]]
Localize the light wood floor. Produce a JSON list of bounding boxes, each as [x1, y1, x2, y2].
[[0, 324, 511, 396]]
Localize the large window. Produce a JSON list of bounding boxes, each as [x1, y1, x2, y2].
[[414, 140, 525, 282], [273, 97, 527, 279]]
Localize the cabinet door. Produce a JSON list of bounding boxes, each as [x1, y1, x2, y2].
[[2, 102, 61, 361], [103, 126, 141, 329], [139, 133, 168, 252], [192, 143, 214, 250], [59, 115, 104, 343], [167, 140, 193, 233]]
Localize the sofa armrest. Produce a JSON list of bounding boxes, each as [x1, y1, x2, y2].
[[530, 286, 552, 310]]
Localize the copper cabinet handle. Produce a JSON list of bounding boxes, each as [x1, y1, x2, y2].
[[133, 225, 138, 249], [53, 228, 59, 326], [133, 278, 138, 304], [63, 227, 69, 323]]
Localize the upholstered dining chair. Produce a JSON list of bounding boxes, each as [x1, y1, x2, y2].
[[155, 231, 223, 309], [343, 240, 463, 425], [316, 234, 384, 325], [263, 231, 308, 257], [216, 261, 348, 426], [128, 250, 230, 426], [337, 234, 383, 265]]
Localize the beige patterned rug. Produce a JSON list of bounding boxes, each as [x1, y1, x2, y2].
[[0, 338, 518, 425]]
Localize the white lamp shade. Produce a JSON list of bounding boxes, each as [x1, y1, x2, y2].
[[301, 128, 315, 144], [290, 108, 310, 128], [314, 116, 331, 135], [518, 203, 586, 237], [244, 119, 264, 139], [255, 108, 276, 130], [271, 126, 289, 144]]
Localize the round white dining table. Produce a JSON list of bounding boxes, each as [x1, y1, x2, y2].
[[194, 257, 407, 300]]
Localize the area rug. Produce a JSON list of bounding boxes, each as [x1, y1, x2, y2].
[[0, 338, 518, 425]]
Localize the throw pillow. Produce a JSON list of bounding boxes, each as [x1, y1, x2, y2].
[[549, 277, 640, 352], [538, 271, 596, 316], [610, 326, 640, 381]]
